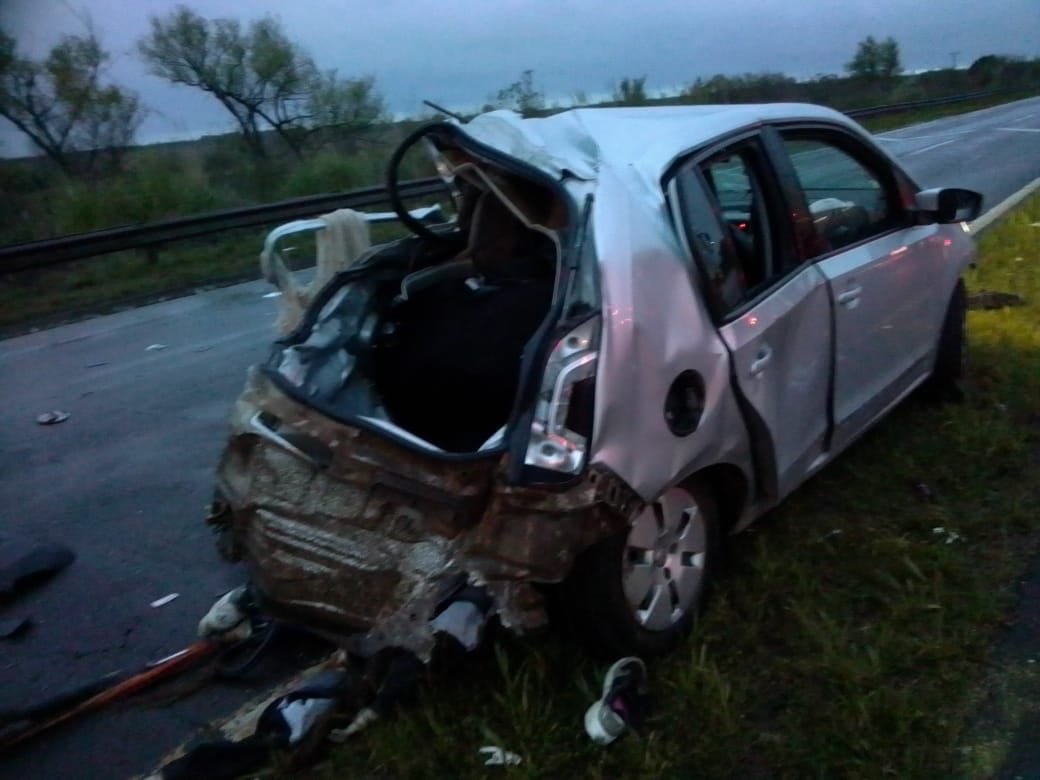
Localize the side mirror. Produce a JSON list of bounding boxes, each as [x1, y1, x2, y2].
[[915, 187, 983, 224]]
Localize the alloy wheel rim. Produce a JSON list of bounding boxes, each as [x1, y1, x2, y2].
[[622, 486, 707, 631]]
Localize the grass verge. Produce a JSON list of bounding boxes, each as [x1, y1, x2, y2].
[[0, 219, 414, 338], [318, 196, 1040, 778]]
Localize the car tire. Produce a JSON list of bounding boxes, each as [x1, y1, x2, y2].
[[558, 480, 719, 659], [923, 279, 967, 402]]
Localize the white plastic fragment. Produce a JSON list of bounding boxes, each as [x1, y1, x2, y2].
[[276, 697, 337, 744], [150, 593, 180, 608], [145, 343, 167, 351], [327, 707, 379, 743], [932, 527, 964, 544], [478, 746, 523, 766], [429, 600, 487, 651], [36, 411, 70, 425], [198, 587, 252, 642]]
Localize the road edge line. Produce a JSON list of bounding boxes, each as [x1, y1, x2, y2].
[[971, 175, 1040, 234]]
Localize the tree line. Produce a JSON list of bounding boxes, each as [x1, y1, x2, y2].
[[3, 10, 1039, 179]]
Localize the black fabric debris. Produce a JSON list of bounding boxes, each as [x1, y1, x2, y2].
[[0, 543, 75, 601], [161, 738, 268, 780], [0, 615, 31, 639]]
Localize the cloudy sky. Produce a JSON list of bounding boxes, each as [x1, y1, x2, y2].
[[1, 0, 1038, 150]]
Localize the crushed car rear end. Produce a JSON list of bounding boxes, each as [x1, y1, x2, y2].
[[207, 118, 639, 659]]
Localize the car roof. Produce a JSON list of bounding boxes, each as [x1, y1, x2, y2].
[[455, 103, 867, 185]]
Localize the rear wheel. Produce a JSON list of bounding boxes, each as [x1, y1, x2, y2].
[[560, 481, 718, 658]]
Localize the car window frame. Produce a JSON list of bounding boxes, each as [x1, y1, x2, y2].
[[664, 130, 810, 325], [765, 121, 917, 264]]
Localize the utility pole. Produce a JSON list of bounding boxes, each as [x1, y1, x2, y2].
[[950, 51, 960, 70]]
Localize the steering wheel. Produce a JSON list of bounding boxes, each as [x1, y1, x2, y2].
[[387, 125, 463, 243]]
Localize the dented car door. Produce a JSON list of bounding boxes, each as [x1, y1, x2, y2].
[[777, 130, 946, 452]]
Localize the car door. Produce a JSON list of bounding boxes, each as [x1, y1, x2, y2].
[[668, 136, 833, 501], [774, 129, 944, 452]]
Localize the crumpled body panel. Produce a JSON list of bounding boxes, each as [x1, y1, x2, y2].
[[212, 368, 634, 659]]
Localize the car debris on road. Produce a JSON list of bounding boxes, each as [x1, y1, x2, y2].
[[0, 541, 74, 599], [35, 410, 69, 425], [0, 615, 31, 639]]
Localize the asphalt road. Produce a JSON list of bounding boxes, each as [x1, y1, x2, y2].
[[1, 97, 1039, 780], [875, 94, 1040, 208]]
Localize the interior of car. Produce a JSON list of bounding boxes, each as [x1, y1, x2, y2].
[[701, 148, 775, 295], [270, 136, 569, 453]]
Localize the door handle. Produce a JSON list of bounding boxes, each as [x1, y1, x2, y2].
[[750, 345, 773, 375], [837, 285, 862, 306]]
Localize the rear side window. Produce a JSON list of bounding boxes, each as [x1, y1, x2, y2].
[[672, 142, 782, 318], [674, 166, 746, 314], [780, 136, 902, 254]]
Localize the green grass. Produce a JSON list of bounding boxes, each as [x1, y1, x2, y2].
[[315, 197, 1040, 778]]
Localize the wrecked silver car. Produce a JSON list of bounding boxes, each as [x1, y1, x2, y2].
[[208, 104, 982, 660]]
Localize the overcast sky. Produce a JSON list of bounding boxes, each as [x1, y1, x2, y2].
[[1, 0, 1038, 150]]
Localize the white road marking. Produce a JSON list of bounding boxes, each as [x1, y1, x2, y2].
[[876, 129, 976, 140], [995, 126, 1040, 133], [905, 139, 957, 156]]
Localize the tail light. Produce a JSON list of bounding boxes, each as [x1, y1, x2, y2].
[[524, 316, 600, 474]]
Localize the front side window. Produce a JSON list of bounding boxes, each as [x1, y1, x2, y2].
[[780, 135, 902, 255]]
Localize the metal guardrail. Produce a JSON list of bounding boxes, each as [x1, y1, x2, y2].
[[0, 177, 448, 273], [844, 87, 1025, 118], [2, 87, 1036, 275]]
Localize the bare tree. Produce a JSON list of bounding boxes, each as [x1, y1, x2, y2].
[[138, 6, 384, 158], [301, 70, 385, 149], [490, 69, 544, 116], [0, 25, 145, 176]]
